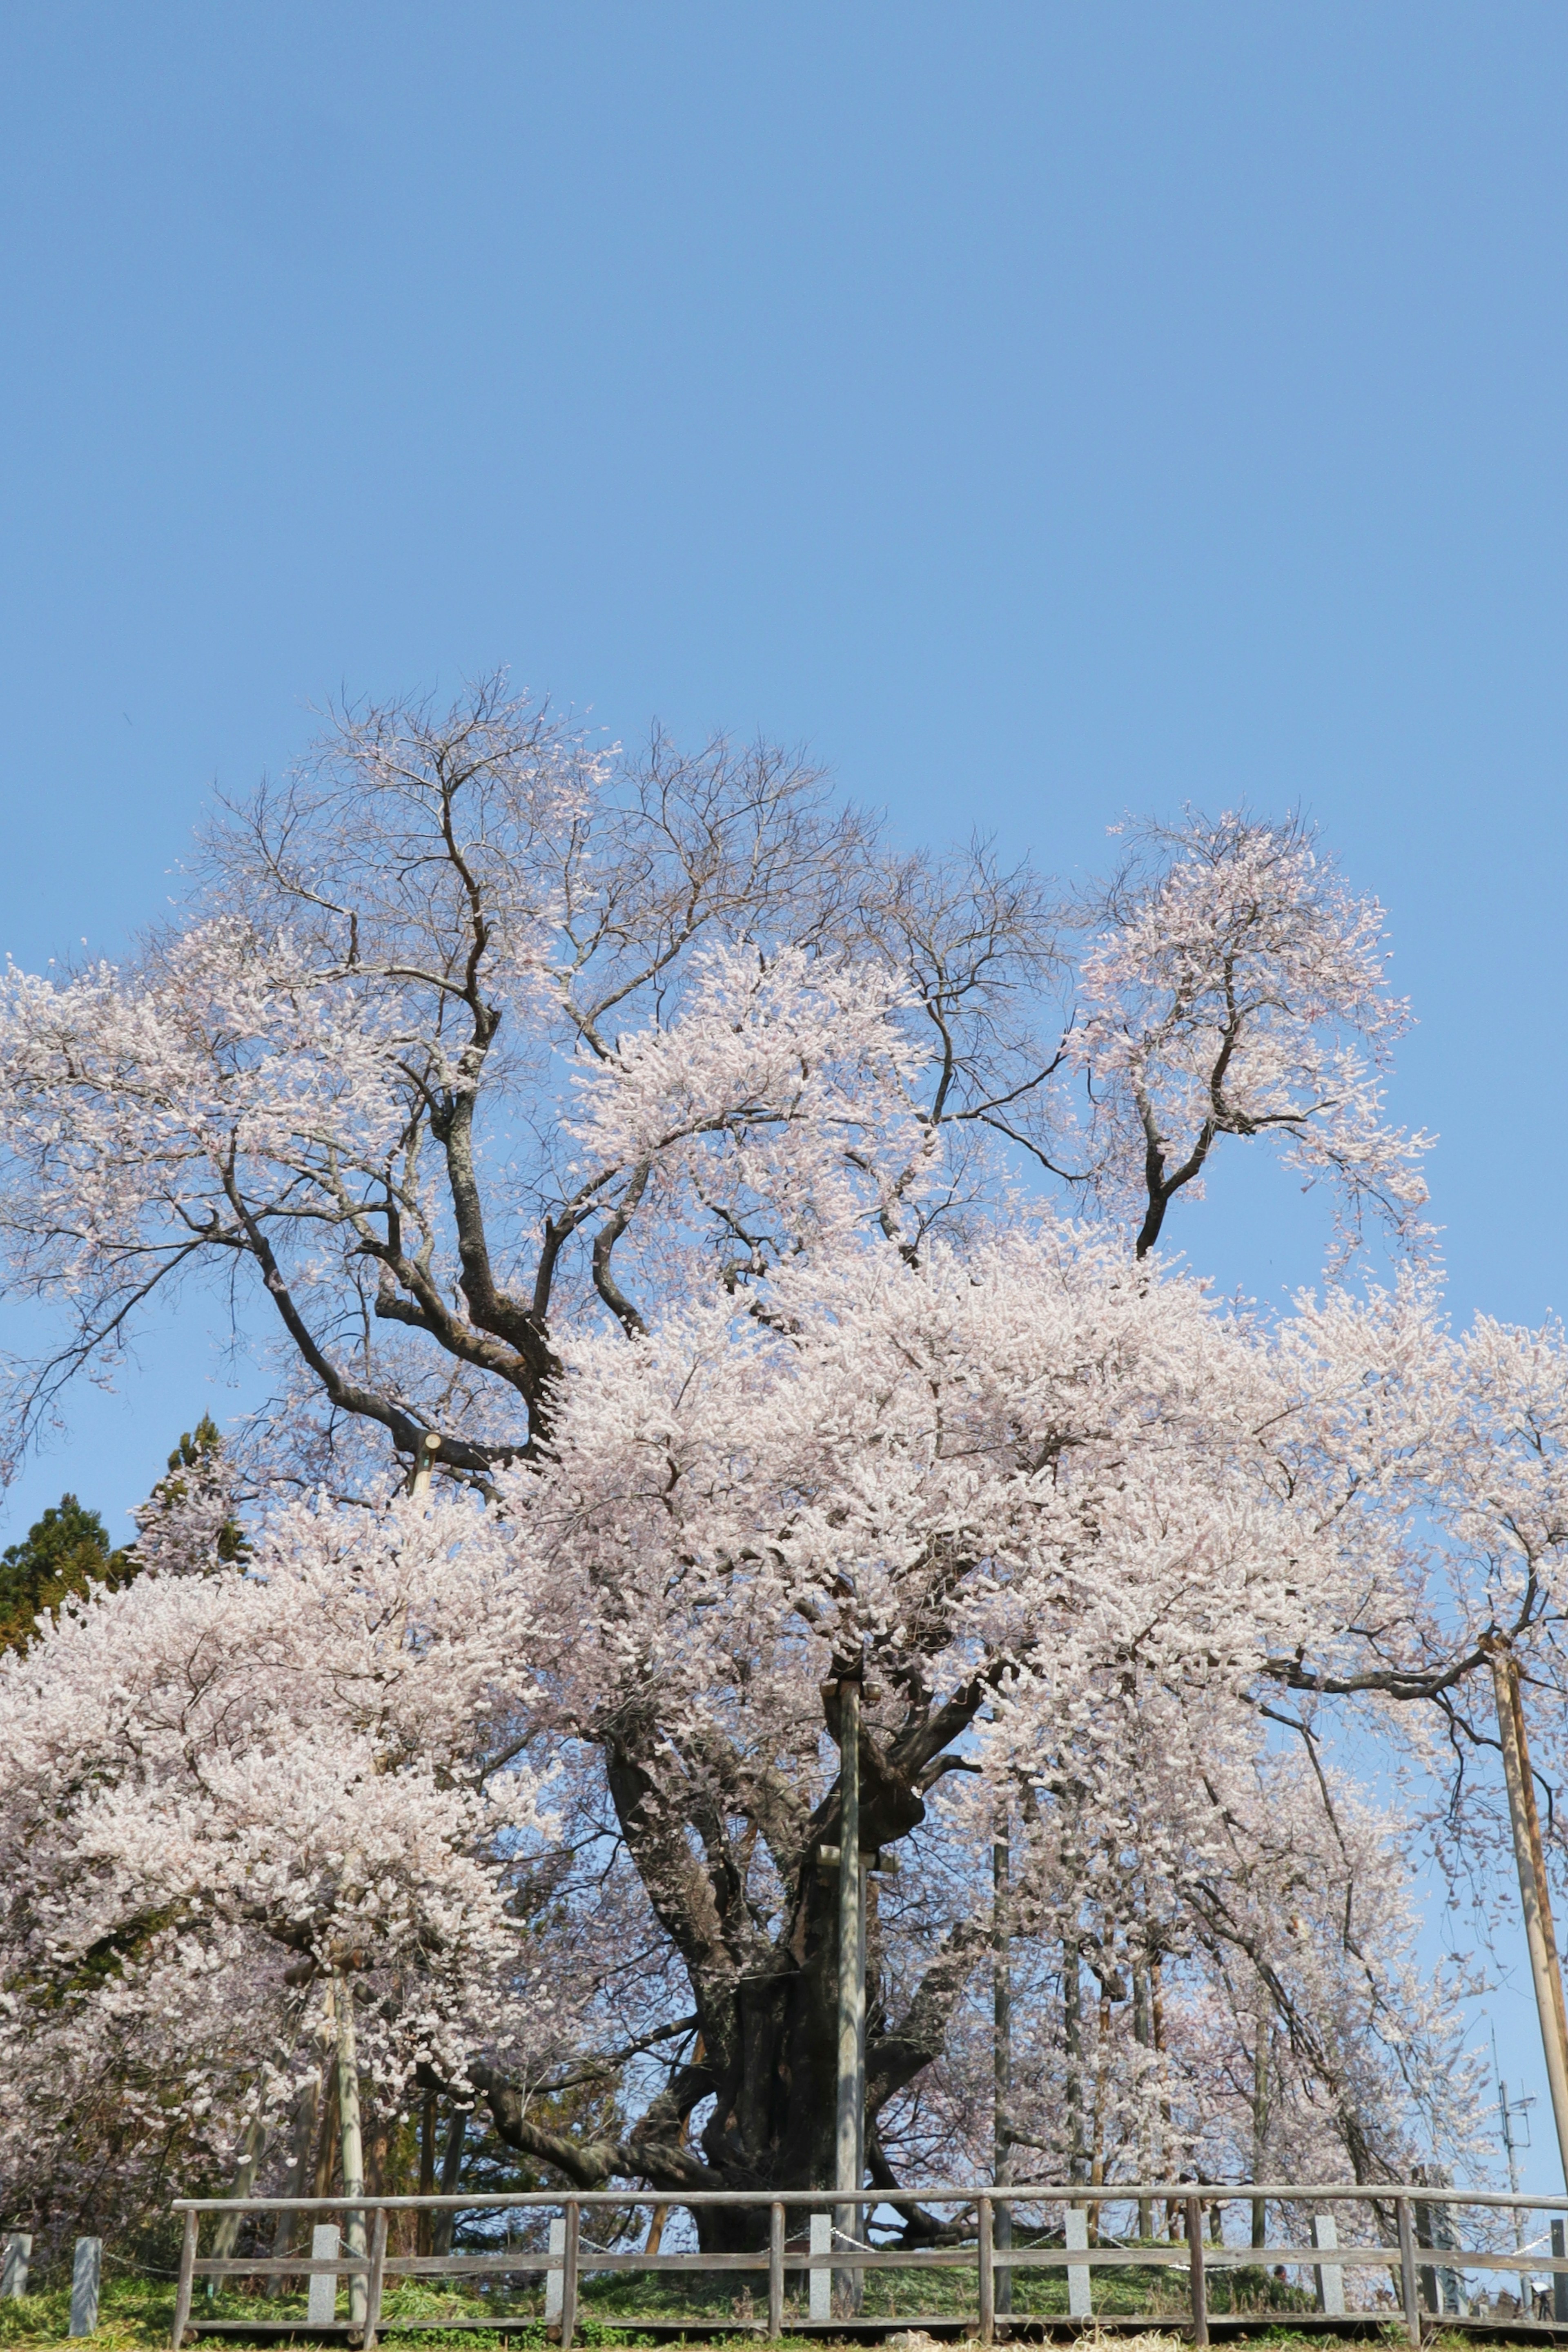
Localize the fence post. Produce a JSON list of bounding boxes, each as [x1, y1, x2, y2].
[[1065, 2206, 1091, 2319], [978, 2193, 995, 2345], [809, 2213, 831, 2323], [1185, 2196, 1208, 2348], [560, 2200, 579, 2351], [307, 2223, 341, 2327], [170, 2214, 197, 2350], [544, 2217, 566, 2325], [361, 2206, 388, 2352], [1553, 2219, 1568, 2324], [2, 2236, 31, 2301], [1396, 2196, 1421, 2348], [1312, 2214, 1345, 2318], [68, 2238, 101, 2339], [768, 2201, 784, 2339]]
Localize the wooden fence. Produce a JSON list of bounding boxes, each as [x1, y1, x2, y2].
[[167, 2183, 1568, 2349]]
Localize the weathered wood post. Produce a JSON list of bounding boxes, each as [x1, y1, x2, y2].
[[1185, 2196, 1208, 2348], [170, 2212, 198, 2350], [67, 2238, 101, 2339], [1396, 2196, 1421, 2348], [560, 2200, 580, 2351], [833, 1670, 864, 2316], [993, 1807, 1012, 2317], [361, 2207, 388, 2352], [978, 2192, 995, 2345], [2, 2236, 31, 2300], [767, 2202, 785, 2339], [334, 1971, 368, 2325]]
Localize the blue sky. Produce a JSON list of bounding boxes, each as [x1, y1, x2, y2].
[[4, 1, 1568, 2186]]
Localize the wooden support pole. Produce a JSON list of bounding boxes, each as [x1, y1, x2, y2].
[[768, 2201, 784, 2339], [993, 1809, 1013, 2317], [834, 1672, 864, 2316], [1396, 2196, 1421, 2347], [170, 2213, 198, 2350], [560, 2200, 580, 2350], [1490, 1644, 1568, 2189], [407, 1431, 441, 1498], [978, 2193, 995, 2345], [361, 2206, 388, 2352], [1186, 2196, 1208, 2348]]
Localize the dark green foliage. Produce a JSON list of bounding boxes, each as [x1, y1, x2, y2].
[[0, 1411, 244, 1656], [0, 1492, 134, 1655]]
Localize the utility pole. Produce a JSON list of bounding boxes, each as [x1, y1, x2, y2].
[[1493, 2023, 1534, 2308], [1488, 1643, 1568, 2188], [993, 1805, 1013, 2316], [834, 1672, 865, 2316]]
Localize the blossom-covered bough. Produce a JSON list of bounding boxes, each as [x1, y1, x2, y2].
[[0, 682, 1544, 2242]]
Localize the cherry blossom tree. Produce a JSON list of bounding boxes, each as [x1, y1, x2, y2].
[[0, 682, 1478, 2233], [0, 1483, 558, 2244]]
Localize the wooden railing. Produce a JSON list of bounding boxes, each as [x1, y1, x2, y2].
[[168, 2182, 1568, 2347]]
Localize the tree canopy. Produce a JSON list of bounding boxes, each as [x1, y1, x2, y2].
[[0, 683, 1547, 2248]]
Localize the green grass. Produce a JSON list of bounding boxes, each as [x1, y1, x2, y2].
[[0, 2260, 1526, 2352]]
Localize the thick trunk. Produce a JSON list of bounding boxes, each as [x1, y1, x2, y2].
[[470, 1687, 987, 2253]]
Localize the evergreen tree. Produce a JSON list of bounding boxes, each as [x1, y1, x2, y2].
[[0, 1416, 245, 1652], [0, 1494, 132, 1654]]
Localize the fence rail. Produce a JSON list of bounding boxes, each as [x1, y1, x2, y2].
[[167, 2183, 1568, 2350]]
